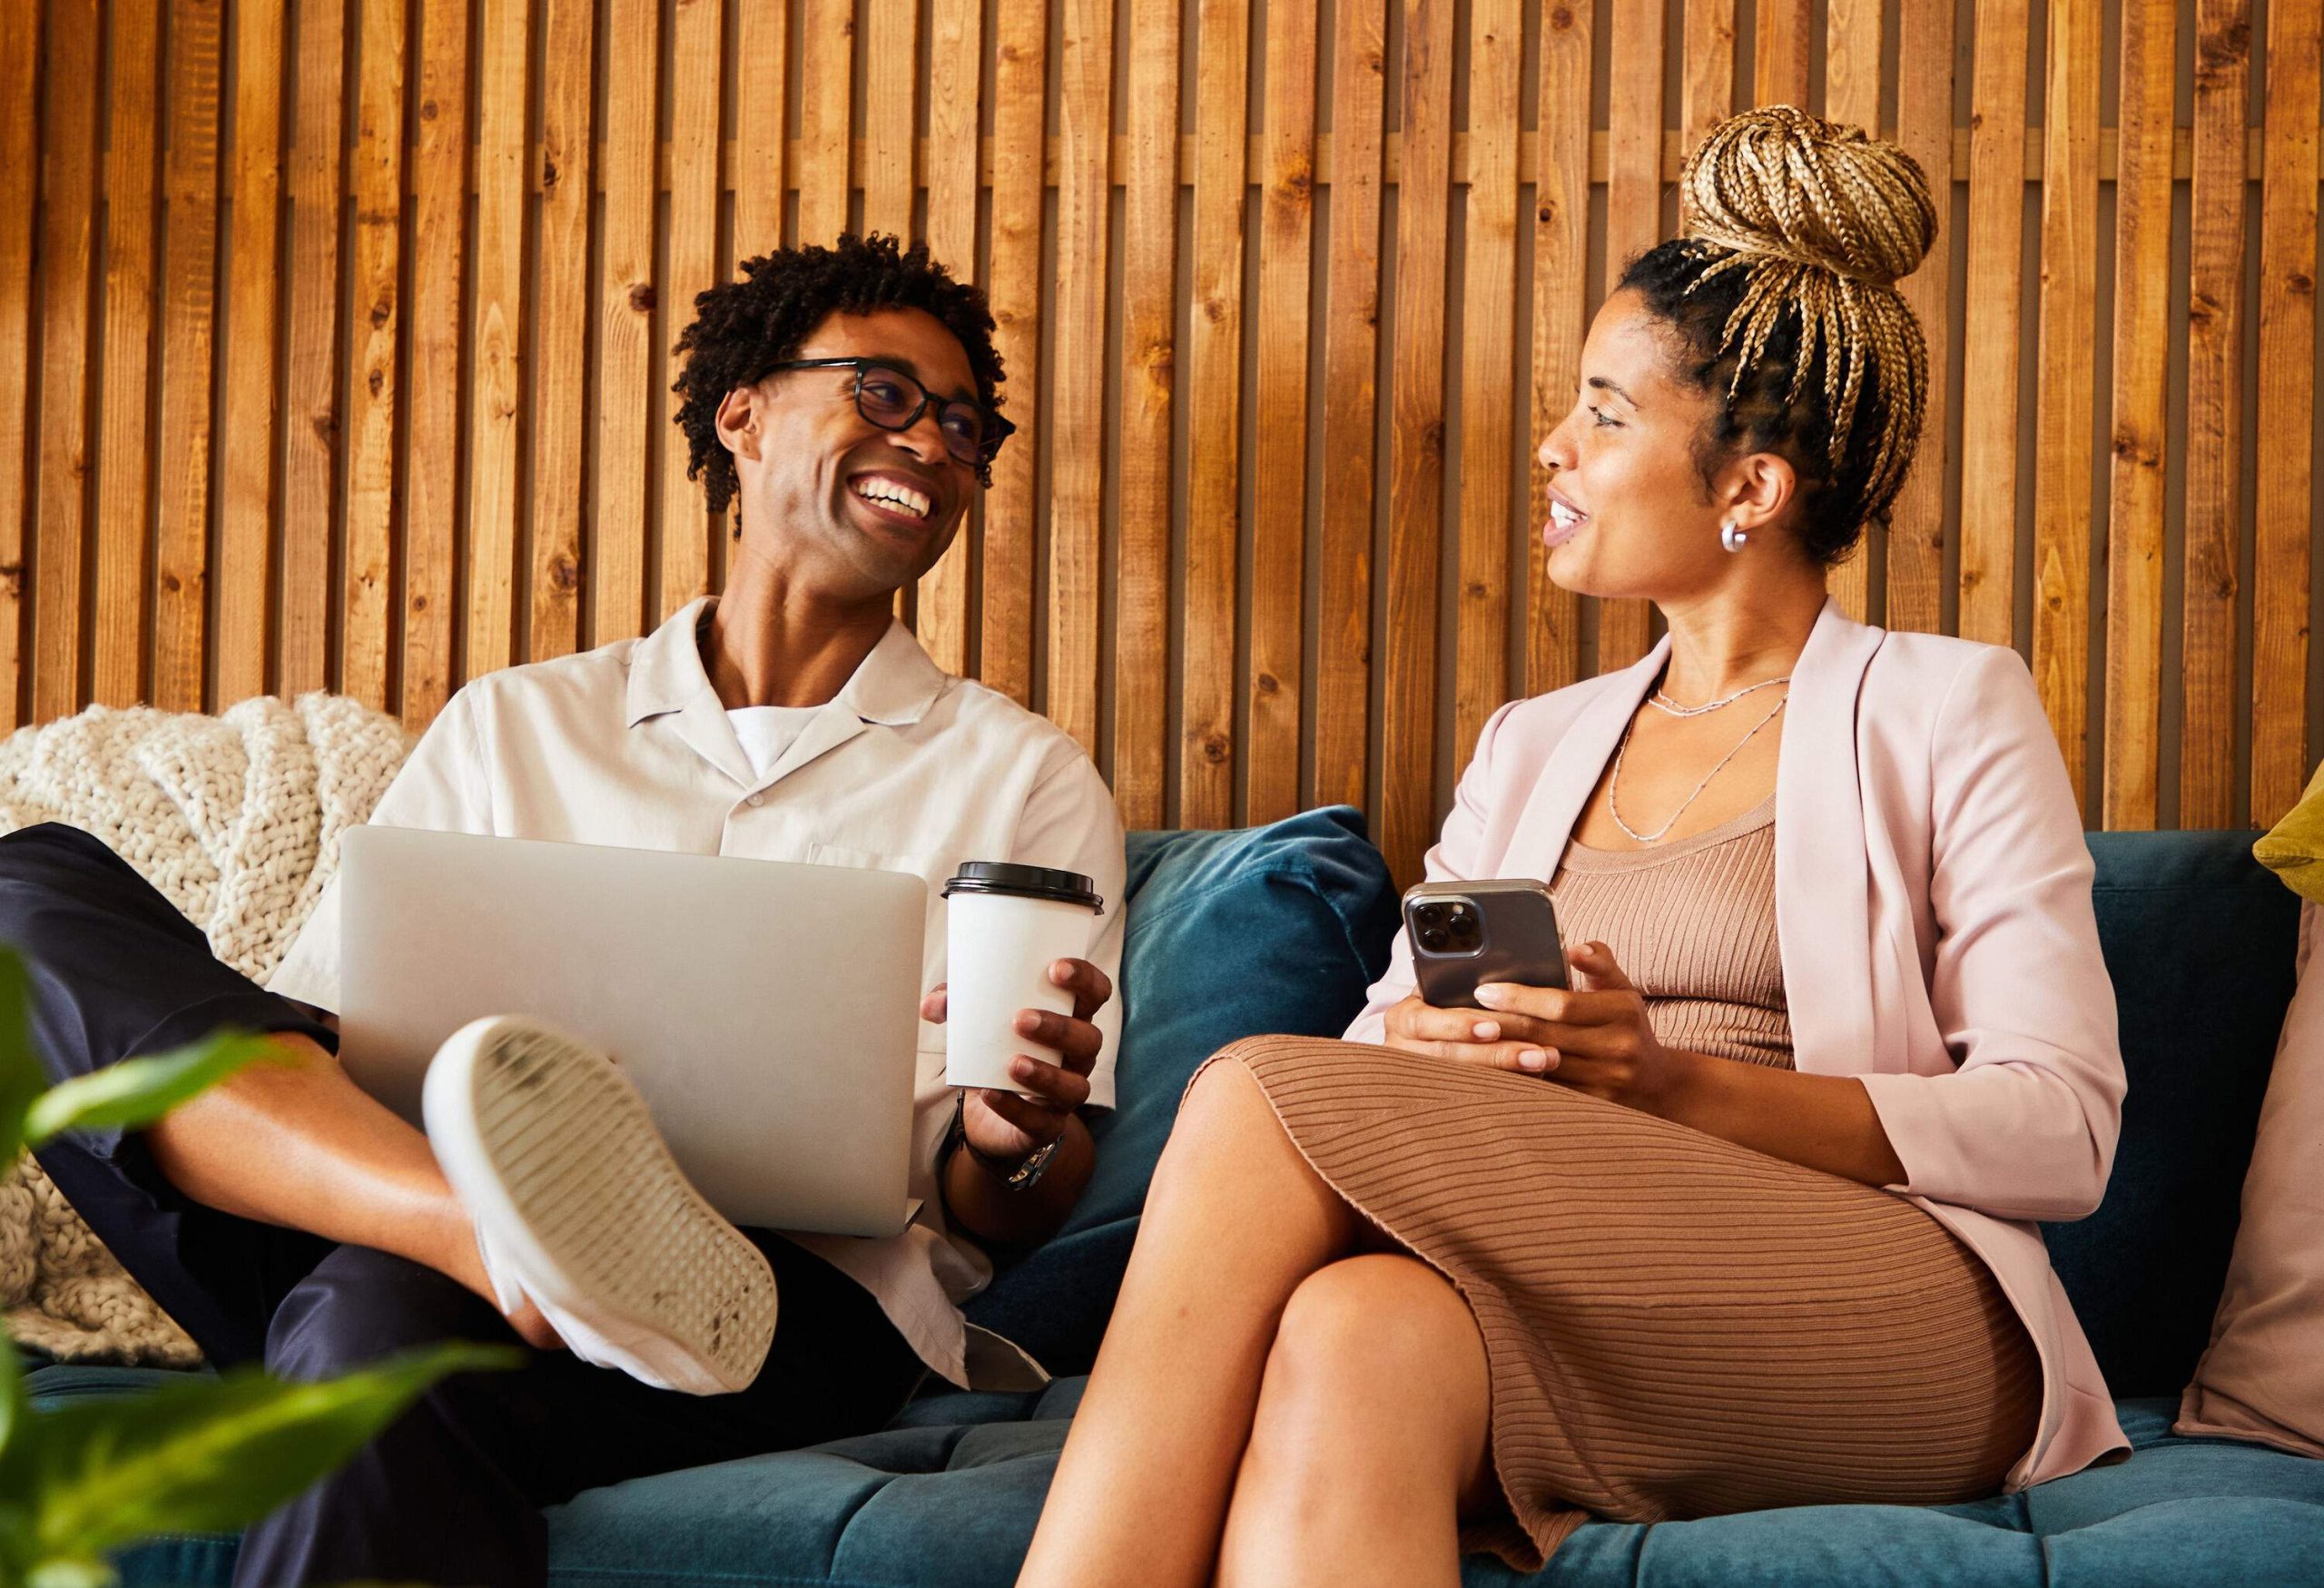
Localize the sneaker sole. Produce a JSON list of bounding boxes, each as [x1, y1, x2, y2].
[[423, 1016, 777, 1394]]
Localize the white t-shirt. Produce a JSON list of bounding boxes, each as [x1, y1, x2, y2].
[[727, 704, 822, 781], [271, 597, 1127, 1390]]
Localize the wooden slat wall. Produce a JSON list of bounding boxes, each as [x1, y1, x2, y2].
[[11, 0, 2324, 886]]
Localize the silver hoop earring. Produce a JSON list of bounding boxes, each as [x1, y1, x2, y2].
[[1719, 521, 1749, 554]]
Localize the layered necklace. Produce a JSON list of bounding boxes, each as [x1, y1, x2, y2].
[[1608, 670, 1792, 845]]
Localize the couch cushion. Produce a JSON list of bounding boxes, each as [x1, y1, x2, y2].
[[961, 806, 1399, 1373], [2046, 832, 2299, 1398]]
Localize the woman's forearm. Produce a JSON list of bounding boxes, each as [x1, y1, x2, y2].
[[1648, 1051, 1909, 1188]]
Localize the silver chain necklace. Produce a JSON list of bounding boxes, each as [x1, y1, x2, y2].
[[1608, 691, 1789, 844], [1649, 675, 1792, 717]]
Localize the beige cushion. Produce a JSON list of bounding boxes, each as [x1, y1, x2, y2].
[[2176, 899, 2324, 1455]]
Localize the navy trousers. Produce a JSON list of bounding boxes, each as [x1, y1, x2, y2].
[[1, 824, 926, 1588]]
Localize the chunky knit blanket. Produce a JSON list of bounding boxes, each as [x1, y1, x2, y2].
[[0, 695, 411, 1364]]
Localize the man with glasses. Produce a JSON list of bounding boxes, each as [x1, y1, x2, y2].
[[0, 234, 1124, 1587]]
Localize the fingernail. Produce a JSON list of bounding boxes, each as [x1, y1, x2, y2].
[[1012, 1056, 1039, 1080], [1049, 960, 1074, 982], [1014, 1010, 1040, 1034], [1472, 1021, 1501, 1041], [1474, 984, 1508, 1008], [1518, 1049, 1550, 1071]]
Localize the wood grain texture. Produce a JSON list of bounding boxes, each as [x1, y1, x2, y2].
[[1180, 0, 1248, 826], [2180, 0, 2250, 826], [94, 0, 159, 708], [528, 0, 591, 667], [0, 0, 40, 726], [1109, 0, 1179, 827], [1528, 0, 1589, 699], [1884, 0, 1951, 636], [915, 0, 980, 676], [732, 0, 788, 263], [1453, 0, 1518, 770], [658, 0, 723, 626], [863, 0, 919, 242], [280, 0, 344, 696], [981, 0, 1046, 706], [2102, 0, 2174, 828], [594, 0, 657, 650], [1679, 0, 1736, 157], [1955, 0, 2028, 647], [1753, 0, 1810, 109], [32, 0, 96, 724], [2030, 0, 2099, 813], [798, 0, 854, 244], [1381, 0, 1453, 883], [1820, 0, 1881, 623], [1598, 0, 1664, 669], [1314, 0, 1384, 811], [340, 0, 403, 711], [2250, 0, 2319, 824], [1248, 0, 1316, 821], [466, 0, 529, 681], [218, 0, 285, 708]]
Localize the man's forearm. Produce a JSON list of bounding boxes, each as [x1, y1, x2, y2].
[[941, 1114, 1097, 1247]]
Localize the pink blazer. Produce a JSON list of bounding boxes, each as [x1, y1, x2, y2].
[[1346, 597, 2132, 1487]]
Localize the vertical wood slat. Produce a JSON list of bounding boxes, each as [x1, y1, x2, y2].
[[732, 0, 788, 262], [1247, 0, 1316, 822], [465, 0, 529, 681], [1048, 0, 1113, 755], [2103, 0, 2176, 828], [218, 0, 285, 707], [1380, 0, 1453, 884], [1885, 0, 1952, 636], [658, 0, 722, 624], [340, 0, 404, 714], [32, 0, 98, 725], [2180, 0, 2251, 826], [1529, 0, 1590, 699], [1314, 0, 1384, 811], [1598, 0, 1664, 670], [1955, 0, 2028, 647], [915, 0, 980, 676], [406, 0, 469, 715], [94, 0, 160, 708], [280, 0, 344, 695], [981, 0, 1046, 705], [527, 0, 590, 664], [1679, 0, 1736, 156], [2250, 0, 2320, 824], [1453, 0, 1518, 769], [2031, 0, 2100, 812], [1179, 0, 1247, 825], [0, 0, 41, 728], [863, 0, 919, 242], [593, 0, 657, 648], [1753, 0, 1811, 108], [798, 0, 854, 244], [1821, 0, 1880, 623]]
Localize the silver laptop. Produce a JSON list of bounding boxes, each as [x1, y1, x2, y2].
[[335, 826, 925, 1238]]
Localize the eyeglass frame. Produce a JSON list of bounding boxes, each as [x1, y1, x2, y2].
[[752, 356, 1016, 472]]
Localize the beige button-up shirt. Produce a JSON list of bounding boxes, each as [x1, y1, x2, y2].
[[270, 597, 1127, 1389]]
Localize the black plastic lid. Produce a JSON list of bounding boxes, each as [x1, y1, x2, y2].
[[941, 861, 1103, 911]]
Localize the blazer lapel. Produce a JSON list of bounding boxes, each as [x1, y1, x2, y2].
[[1775, 597, 1884, 1075], [1501, 637, 1672, 880]]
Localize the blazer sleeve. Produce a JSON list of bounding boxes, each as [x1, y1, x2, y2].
[[1342, 699, 1520, 1045], [1856, 646, 2126, 1222]]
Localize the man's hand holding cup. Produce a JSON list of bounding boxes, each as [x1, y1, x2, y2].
[[921, 957, 1112, 1167]]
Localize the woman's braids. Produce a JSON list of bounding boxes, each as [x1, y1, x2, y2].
[[1619, 106, 1936, 565], [671, 232, 1008, 513]]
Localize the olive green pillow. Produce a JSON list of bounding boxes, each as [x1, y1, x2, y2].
[[2255, 761, 2324, 902]]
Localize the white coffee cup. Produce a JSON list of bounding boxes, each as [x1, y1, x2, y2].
[[941, 863, 1105, 1097]]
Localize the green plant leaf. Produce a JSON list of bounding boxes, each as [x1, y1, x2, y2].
[[26, 1557, 113, 1588], [0, 1343, 517, 1567], [0, 949, 43, 1170], [1, 1330, 22, 1459], [20, 1033, 285, 1149]]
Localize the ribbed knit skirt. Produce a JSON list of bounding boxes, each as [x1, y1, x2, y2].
[[1214, 1035, 2043, 1572]]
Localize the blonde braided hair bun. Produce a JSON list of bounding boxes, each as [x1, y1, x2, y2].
[[1620, 106, 1937, 562]]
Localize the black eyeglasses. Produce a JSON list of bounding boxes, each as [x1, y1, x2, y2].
[[757, 358, 1014, 470]]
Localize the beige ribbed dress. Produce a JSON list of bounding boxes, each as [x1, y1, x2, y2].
[[1219, 794, 2042, 1570]]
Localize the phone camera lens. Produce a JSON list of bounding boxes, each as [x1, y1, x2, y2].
[[1419, 926, 1450, 952], [1413, 902, 1444, 925]]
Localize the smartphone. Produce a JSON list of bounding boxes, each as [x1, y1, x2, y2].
[[1402, 879, 1570, 1010]]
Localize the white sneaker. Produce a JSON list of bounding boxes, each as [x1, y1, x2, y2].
[[422, 1016, 777, 1395]]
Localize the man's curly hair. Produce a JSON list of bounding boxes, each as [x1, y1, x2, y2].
[[671, 232, 1008, 514]]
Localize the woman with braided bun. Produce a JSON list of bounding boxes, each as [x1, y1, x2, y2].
[[1017, 108, 2127, 1585]]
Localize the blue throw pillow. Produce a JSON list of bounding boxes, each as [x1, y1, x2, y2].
[[961, 806, 1401, 1373]]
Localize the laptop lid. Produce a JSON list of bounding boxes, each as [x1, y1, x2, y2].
[[336, 826, 924, 1238]]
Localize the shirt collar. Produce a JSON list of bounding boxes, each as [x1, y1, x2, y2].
[[624, 596, 950, 730]]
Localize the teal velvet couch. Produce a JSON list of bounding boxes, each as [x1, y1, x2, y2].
[[34, 812, 2324, 1585]]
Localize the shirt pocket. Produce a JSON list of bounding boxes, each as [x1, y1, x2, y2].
[[803, 843, 959, 1060]]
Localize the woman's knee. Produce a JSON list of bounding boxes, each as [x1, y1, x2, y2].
[[1267, 1255, 1478, 1389]]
